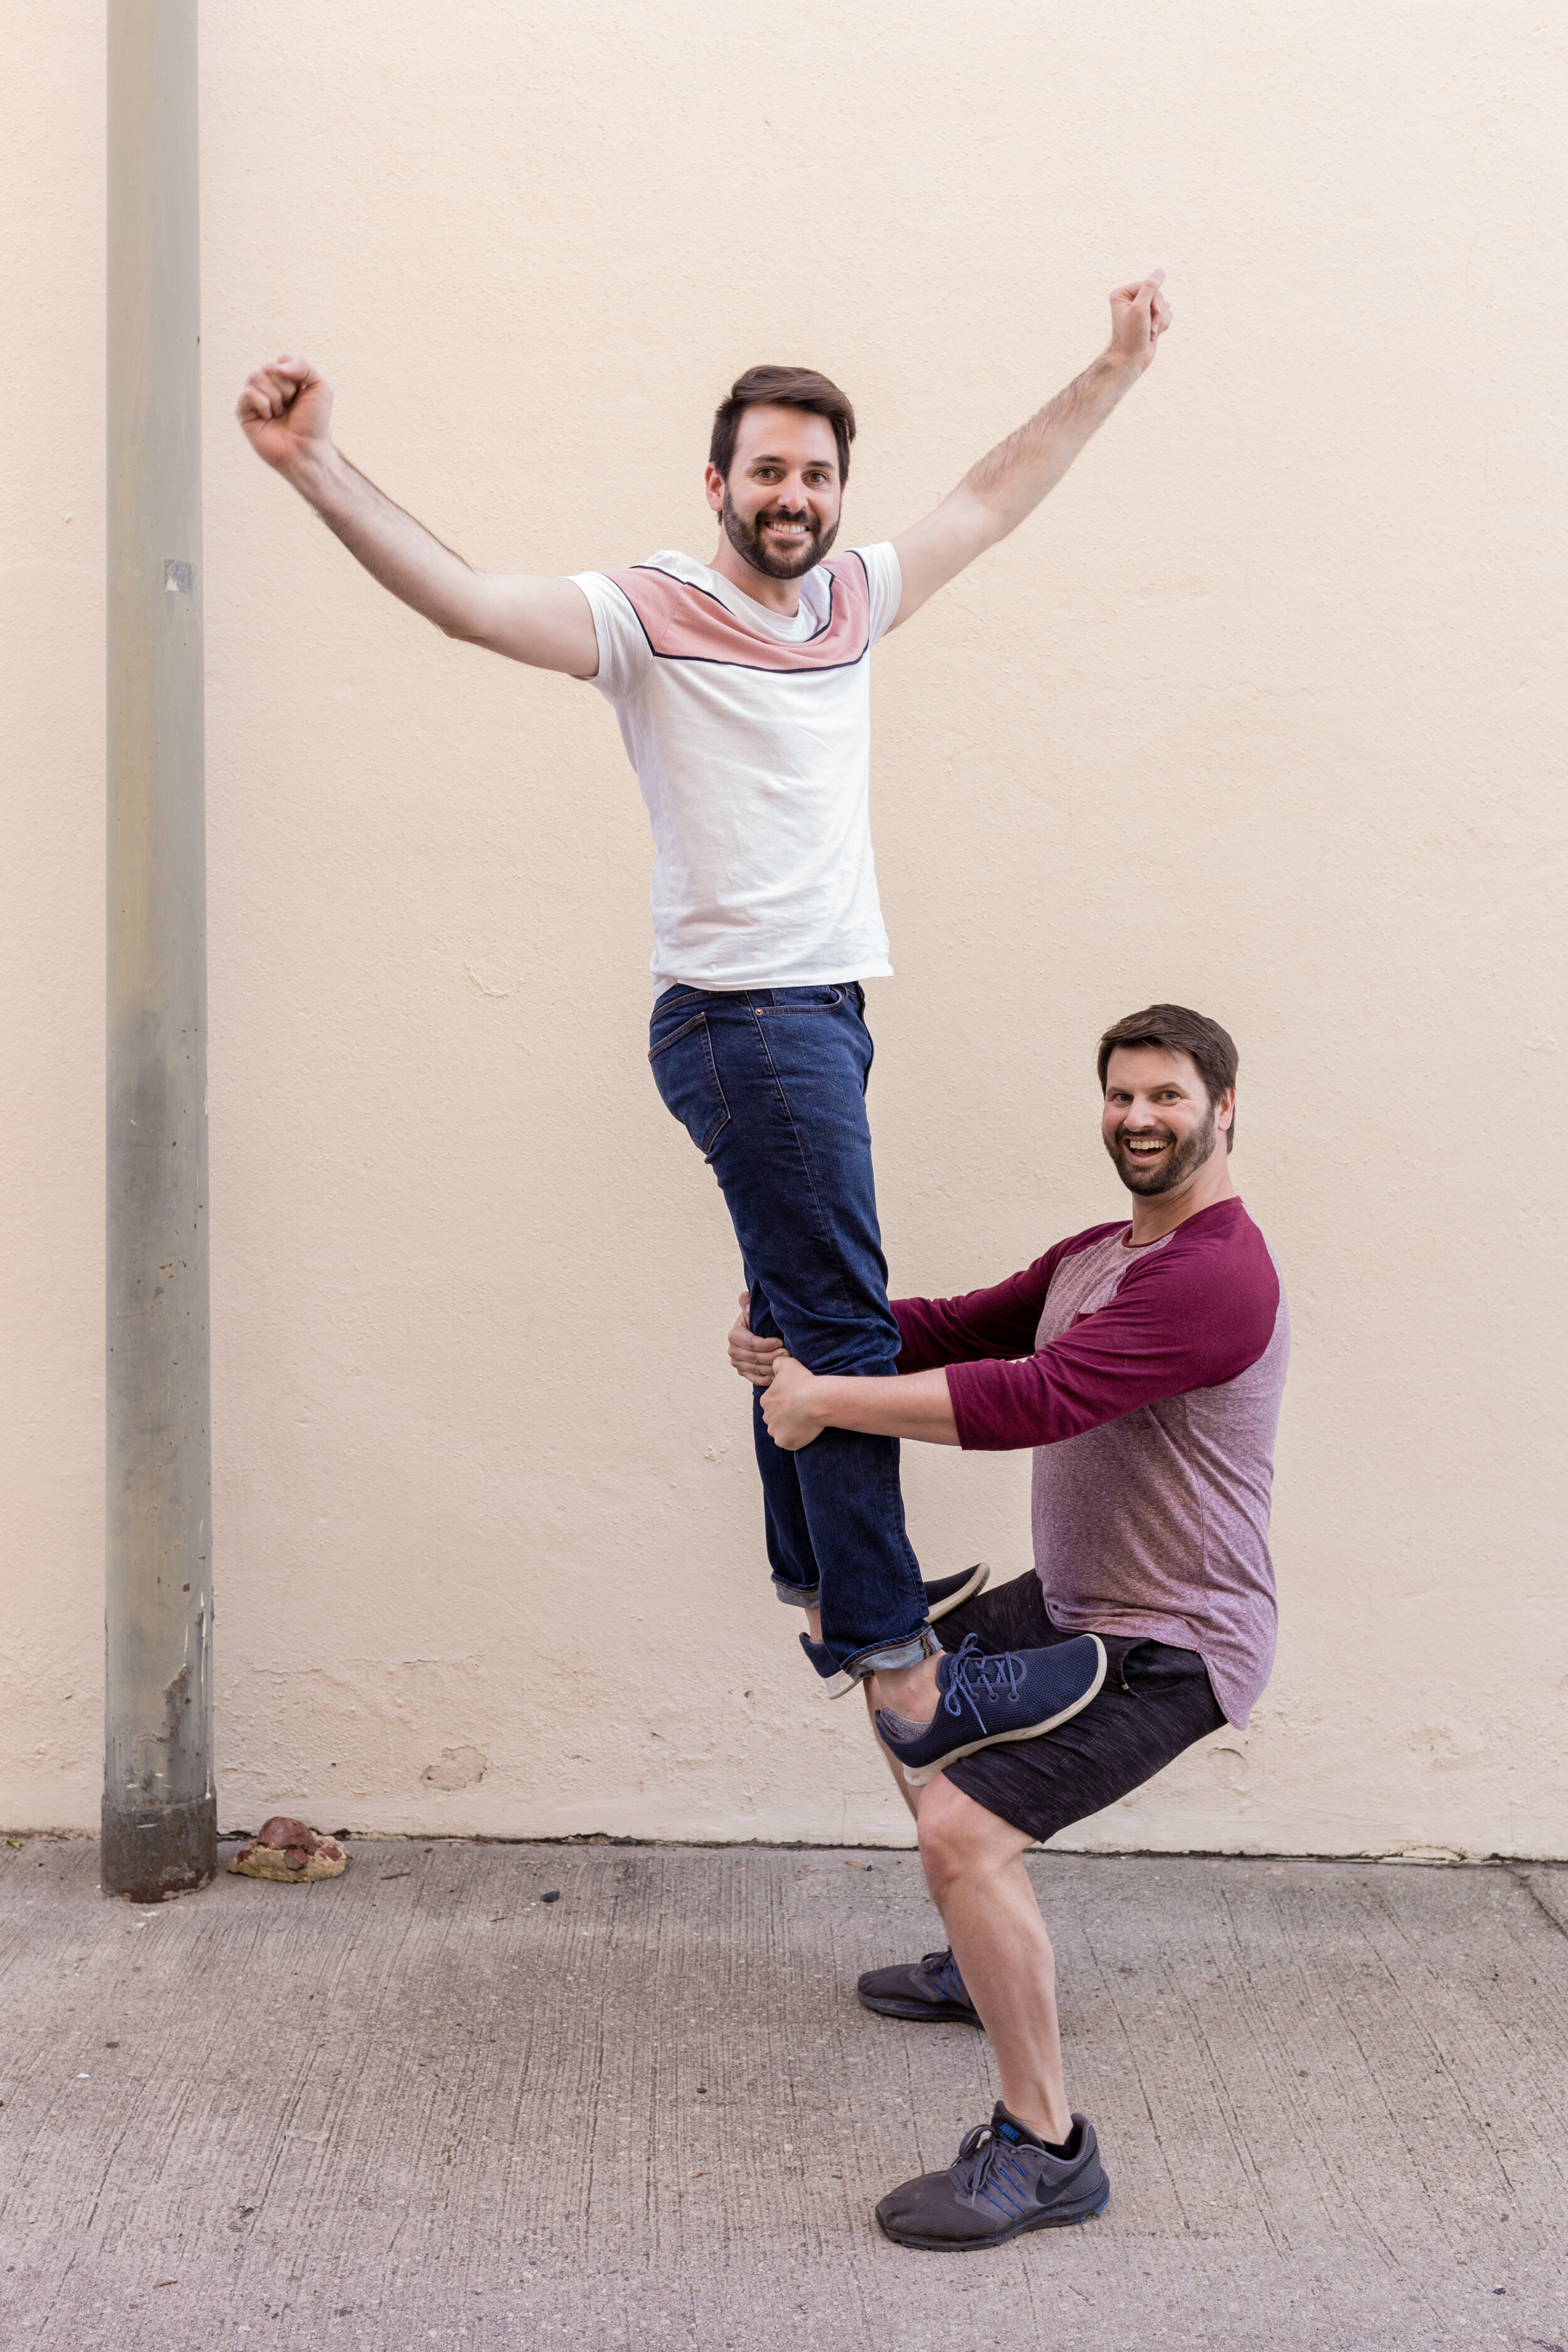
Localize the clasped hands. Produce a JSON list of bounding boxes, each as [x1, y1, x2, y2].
[[727, 1292, 825, 1451]]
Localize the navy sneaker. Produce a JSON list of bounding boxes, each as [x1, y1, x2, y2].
[[857, 1947, 980, 2027], [922, 1562, 990, 1621], [876, 2104, 1110, 2250], [875, 1630, 1106, 1788]]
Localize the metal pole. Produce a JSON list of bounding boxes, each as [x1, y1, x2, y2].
[[103, 0, 215, 1902]]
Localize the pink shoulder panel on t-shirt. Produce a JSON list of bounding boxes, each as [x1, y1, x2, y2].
[[601, 554, 872, 674]]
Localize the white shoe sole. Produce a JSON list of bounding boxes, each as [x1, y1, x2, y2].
[[925, 1561, 991, 1622], [899, 1636, 1108, 1786]]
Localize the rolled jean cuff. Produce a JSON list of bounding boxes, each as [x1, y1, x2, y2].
[[772, 1576, 820, 1610], [838, 1624, 941, 1682]]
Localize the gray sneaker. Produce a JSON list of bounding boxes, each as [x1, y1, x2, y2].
[[876, 2104, 1110, 2250], [857, 1947, 981, 2027]]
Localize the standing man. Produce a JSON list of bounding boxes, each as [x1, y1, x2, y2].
[[742, 1005, 1290, 2246], [236, 273, 1171, 1754]]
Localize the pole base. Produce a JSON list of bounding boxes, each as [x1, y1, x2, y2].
[[100, 1793, 217, 1902]]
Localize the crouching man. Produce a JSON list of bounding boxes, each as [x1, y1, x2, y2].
[[729, 1003, 1289, 2250]]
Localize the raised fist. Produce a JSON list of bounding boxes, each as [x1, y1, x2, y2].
[[1107, 272, 1172, 373], [236, 354, 334, 474]]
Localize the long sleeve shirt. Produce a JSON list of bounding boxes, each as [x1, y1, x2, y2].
[[892, 1197, 1290, 1727]]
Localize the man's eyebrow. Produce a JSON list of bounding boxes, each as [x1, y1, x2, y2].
[[743, 450, 837, 470]]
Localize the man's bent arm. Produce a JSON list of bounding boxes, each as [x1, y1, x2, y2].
[[889, 272, 1170, 630], [763, 1210, 1279, 1456], [236, 355, 600, 676]]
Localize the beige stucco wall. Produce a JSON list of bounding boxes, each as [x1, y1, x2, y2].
[[4, 2, 1564, 1856]]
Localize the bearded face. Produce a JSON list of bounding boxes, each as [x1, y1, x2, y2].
[[1104, 1098, 1220, 1196], [719, 485, 840, 580], [1099, 1046, 1232, 1202]]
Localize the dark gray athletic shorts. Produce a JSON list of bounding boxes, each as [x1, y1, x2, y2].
[[938, 1571, 1227, 1845]]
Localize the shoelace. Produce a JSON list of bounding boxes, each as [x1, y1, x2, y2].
[[915, 1949, 970, 2006], [940, 1633, 1026, 1729], [949, 2121, 1037, 2220]]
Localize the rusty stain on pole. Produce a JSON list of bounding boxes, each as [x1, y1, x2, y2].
[[104, 0, 215, 1900]]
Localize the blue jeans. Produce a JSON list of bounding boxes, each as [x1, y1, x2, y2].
[[649, 982, 933, 1680]]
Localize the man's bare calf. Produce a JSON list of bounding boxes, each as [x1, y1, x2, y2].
[[862, 1676, 1073, 2145]]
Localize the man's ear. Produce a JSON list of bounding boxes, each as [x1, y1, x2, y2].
[[1216, 1088, 1236, 1143], [704, 462, 726, 514]]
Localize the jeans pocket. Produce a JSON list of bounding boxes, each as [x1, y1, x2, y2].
[[648, 1012, 731, 1157], [755, 985, 846, 1015]]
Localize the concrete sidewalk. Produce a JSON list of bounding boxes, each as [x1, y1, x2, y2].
[[1, 1840, 1565, 2351]]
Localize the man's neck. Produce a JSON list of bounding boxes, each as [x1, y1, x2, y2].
[[1125, 1155, 1237, 1245], [708, 535, 805, 617]]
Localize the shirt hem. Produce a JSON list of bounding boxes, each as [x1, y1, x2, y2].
[[652, 961, 893, 995], [1037, 1581, 1273, 1732]]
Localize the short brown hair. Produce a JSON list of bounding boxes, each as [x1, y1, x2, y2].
[[709, 365, 856, 485], [1096, 1004, 1241, 1152]]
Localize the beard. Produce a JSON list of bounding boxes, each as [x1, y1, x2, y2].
[[720, 490, 839, 580], [1106, 1106, 1219, 1197]]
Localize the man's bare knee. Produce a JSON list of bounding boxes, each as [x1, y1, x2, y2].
[[916, 1776, 1020, 1902]]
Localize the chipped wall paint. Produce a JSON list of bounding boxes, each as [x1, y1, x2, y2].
[[3, 1, 1564, 1855]]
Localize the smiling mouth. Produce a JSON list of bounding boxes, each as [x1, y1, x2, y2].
[[1121, 1136, 1172, 1157], [724, 492, 838, 578]]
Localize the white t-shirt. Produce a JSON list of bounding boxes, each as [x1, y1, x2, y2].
[[572, 544, 902, 992]]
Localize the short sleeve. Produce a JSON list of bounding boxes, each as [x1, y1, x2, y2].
[[570, 572, 655, 702], [852, 544, 903, 647]]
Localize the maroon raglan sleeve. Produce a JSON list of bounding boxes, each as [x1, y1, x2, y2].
[[943, 1210, 1281, 1451], [891, 1226, 1123, 1374]]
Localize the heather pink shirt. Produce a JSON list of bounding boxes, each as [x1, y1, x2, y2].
[[892, 1199, 1289, 1726]]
